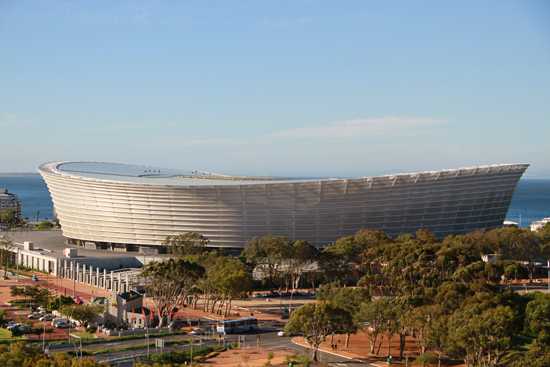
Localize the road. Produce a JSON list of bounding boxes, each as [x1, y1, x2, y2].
[[48, 321, 373, 366]]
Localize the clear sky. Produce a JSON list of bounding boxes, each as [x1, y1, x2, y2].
[[1, 1, 549, 177]]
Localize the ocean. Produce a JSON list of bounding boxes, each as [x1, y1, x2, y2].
[[0, 174, 549, 226]]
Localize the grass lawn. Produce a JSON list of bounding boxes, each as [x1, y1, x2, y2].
[[72, 331, 97, 340], [0, 328, 12, 338], [0, 328, 23, 340]]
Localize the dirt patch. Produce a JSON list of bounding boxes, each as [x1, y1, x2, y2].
[[203, 347, 296, 367]]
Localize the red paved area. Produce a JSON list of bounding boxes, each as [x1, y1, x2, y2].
[[0, 274, 104, 341]]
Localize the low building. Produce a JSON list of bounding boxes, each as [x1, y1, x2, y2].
[[105, 291, 153, 329], [530, 218, 550, 232]]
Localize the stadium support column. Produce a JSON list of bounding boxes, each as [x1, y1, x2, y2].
[[103, 269, 107, 289], [96, 267, 100, 287], [117, 272, 122, 293]]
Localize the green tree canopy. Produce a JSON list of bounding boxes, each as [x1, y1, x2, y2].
[[142, 258, 205, 327], [163, 232, 209, 257], [285, 302, 344, 361], [60, 304, 103, 327]]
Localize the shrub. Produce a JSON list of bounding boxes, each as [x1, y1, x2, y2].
[[285, 354, 312, 367], [415, 352, 439, 366], [34, 221, 54, 230]]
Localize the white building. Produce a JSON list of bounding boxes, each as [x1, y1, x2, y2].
[[39, 161, 529, 251], [531, 218, 550, 232]]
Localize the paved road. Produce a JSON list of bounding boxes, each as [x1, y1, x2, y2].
[[48, 333, 191, 353], [49, 320, 372, 367]]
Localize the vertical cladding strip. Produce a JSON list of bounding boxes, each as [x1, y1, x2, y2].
[[39, 164, 528, 248]]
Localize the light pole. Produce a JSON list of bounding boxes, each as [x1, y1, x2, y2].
[[42, 321, 46, 352], [70, 333, 82, 364]]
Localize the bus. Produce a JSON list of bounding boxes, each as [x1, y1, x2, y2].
[[216, 317, 258, 334]]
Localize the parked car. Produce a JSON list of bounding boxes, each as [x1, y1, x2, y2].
[[55, 320, 72, 329], [52, 318, 70, 327], [189, 328, 204, 335], [27, 312, 43, 319], [7, 322, 20, 331], [31, 274, 38, 282], [39, 314, 54, 321], [11, 324, 31, 334]]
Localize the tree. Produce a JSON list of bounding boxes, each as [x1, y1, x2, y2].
[[164, 232, 209, 257], [525, 293, 550, 336], [286, 240, 319, 291], [142, 258, 205, 327], [316, 283, 370, 347], [48, 295, 75, 311], [0, 209, 19, 229], [34, 221, 54, 231], [401, 305, 443, 358], [448, 304, 517, 367], [484, 227, 541, 281], [0, 235, 14, 278], [243, 235, 292, 286], [60, 304, 103, 327], [357, 298, 392, 355], [199, 255, 252, 316], [321, 236, 365, 285], [416, 228, 437, 244], [0, 341, 103, 366], [285, 303, 341, 361], [10, 285, 51, 308]]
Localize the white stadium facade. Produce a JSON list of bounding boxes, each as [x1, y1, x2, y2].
[[39, 161, 528, 252]]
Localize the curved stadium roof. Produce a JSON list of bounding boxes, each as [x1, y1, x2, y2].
[[41, 161, 529, 187]]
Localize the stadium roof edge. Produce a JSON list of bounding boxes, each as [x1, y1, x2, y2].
[[38, 161, 530, 188]]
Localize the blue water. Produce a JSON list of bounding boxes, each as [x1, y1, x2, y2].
[[0, 174, 549, 227], [0, 174, 53, 220], [507, 179, 550, 227]]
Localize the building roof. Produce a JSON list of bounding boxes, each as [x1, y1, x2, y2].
[[39, 161, 530, 188]]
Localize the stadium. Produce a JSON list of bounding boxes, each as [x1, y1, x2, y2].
[[39, 161, 528, 252]]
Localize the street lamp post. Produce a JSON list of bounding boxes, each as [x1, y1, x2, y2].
[[42, 322, 46, 351]]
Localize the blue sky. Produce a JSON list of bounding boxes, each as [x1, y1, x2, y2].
[[1, 1, 549, 177]]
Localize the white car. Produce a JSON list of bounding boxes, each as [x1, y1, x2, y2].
[[277, 331, 285, 337], [39, 314, 54, 321], [27, 312, 42, 319]]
